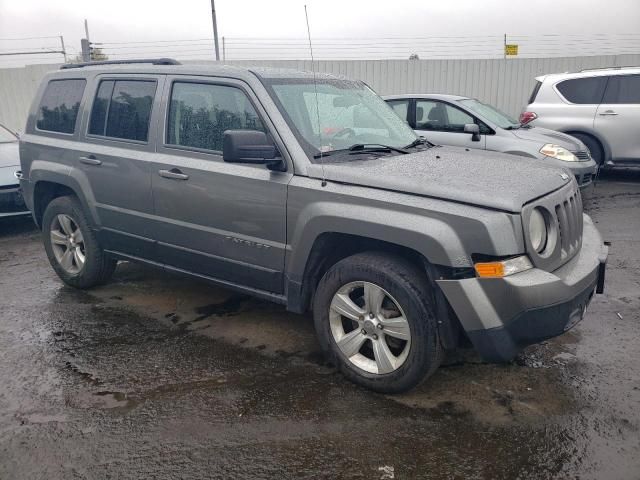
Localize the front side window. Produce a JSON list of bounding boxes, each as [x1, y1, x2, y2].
[[167, 82, 266, 152], [458, 99, 519, 129], [36, 79, 86, 134], [387, 99, 410, 122], [602, 74, 640, 104], [88, 79, 156, 142], [556, 77, 607, 104], [416, 100, 474, 133], [264, 78, 417, 160]]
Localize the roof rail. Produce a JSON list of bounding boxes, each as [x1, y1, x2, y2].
[[579, 65, 639, 72], [60, 58, 181, 69]]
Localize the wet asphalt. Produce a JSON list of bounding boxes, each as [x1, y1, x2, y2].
[[1, 170, 639, 479]]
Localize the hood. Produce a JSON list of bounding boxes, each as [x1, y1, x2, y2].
[[309, 146, 571, 213], [0, 141, 19, 168], [511, 127, 585, 152]]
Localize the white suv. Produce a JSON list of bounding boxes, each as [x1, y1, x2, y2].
[[520, 67, 640, 167]]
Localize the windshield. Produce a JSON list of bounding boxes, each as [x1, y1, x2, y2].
[[458, 99, 520, 129], [265, 78, 417, 160], [0, 124, 18, 143]]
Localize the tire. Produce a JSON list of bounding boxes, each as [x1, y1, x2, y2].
[[42, 195, 117, 288], [571, 132, 604, 166], [313, 252, 443, 393]]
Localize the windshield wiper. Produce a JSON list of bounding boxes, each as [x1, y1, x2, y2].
[[404, 137, 433, 149], [504, 124, 521, 130], [348, 143, 409, 154], [312, 143, 409, 159]]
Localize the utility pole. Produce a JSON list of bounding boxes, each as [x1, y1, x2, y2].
[[84, 19, 93, 61], [210, 0, 220, 60], [59, 35, 67, 63], [81, 39, 91, 62]]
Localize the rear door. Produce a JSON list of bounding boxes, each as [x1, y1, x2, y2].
[[594, 74, 640, 162], [78, 74, 164, 259], [149, 76, 291, 294], [413, 99, 486, 149]]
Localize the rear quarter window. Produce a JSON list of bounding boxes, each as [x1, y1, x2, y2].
[[36, 79, 86, 134], [556, 77, 607, 104]]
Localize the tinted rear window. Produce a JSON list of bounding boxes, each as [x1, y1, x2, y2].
[[36, 79, 86, 134], [88, 79, 156, 142], [602, 74, 640, 104], [556, 77, 607, 104]]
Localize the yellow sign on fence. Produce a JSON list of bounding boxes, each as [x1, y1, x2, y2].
[[505, 44, 519, 56]]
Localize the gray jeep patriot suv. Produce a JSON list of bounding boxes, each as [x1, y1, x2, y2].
[[19, 59, 608, 393]]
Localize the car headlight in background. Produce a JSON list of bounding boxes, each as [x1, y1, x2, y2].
[[540, 143, 579, 162], [529, 208, 548, 253]]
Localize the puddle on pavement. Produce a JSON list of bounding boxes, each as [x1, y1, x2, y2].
[[71, 390, 137, 412], [85, 262, 583, 426]]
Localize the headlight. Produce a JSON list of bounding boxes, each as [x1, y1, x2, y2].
[[529, 208, 548, 253], [540, 143, 578, 162]]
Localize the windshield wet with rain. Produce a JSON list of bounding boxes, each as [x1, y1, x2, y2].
[[265, 78, 418, 160]]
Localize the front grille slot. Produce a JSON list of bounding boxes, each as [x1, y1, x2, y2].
[[573, 150, 591, 160], [554, 190, 583, 260]]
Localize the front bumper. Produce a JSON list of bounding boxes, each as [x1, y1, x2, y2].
[[546, 157, 597, 188], [0, 185, 30, 218], [437, 214, 607, 362]]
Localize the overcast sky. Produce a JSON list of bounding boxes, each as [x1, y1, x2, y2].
[[1, 0, 639, 65]]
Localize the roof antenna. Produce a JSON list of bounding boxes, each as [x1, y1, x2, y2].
[[304, 4, 327, 187]]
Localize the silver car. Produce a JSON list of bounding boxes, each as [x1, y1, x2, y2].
[[0, 123, 29, 218], [384, 94, 597, 188], [520, 67, 640, 167]]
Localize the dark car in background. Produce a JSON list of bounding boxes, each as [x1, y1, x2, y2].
[[0, 123, 29, 219]]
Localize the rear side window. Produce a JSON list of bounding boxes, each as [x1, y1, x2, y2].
[[88, 79, 157, 142], [387, 99, 410, 122], [602, 74, 640, 104], [167, 82, 265, 152], [556, 77, 606, 104], [36, 79, 86, 134], [528, 81, 542, 104]]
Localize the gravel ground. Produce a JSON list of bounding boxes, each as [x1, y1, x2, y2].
[[1, 169, 639, 479]]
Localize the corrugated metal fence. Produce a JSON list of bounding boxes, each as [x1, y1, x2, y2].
[[1, 54, 639, 133]]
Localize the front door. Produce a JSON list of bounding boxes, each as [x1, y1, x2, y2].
[[149, 77, 291, 294], [413, 99, 486, 150], [595, 74, 640, 162]]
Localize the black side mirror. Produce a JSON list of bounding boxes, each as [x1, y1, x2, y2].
[[464, 123, 481, 142], [223, 130, 278, 164]]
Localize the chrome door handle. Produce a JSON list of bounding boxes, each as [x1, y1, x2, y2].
[[159, 168, 189, 180], [79, 155, 102, 165], [599, 110, 618, 116]]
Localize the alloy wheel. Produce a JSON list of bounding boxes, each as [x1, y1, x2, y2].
[[329, 281, 411, 374], [50, 214, 86, 274]]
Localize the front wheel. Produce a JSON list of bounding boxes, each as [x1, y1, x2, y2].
[[313, 252, 443, 393], [42, 195, 117, 288]]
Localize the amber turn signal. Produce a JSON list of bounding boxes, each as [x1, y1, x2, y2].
[[474, 262, 505, 278]]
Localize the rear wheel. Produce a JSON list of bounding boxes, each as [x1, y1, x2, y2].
[[313, 252, 443, 393], [42, 196, 117, 288]]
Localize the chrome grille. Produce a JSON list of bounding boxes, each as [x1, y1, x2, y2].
[[554, 188, 583, 261], [573, 150, 591, 161]]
